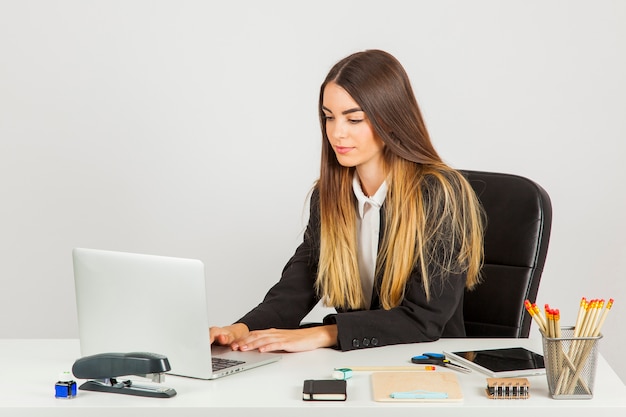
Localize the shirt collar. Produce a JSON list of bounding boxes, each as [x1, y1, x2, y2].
[[352, 172, 388, 219]]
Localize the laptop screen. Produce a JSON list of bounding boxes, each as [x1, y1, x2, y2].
[[72, 248, 214, 379]]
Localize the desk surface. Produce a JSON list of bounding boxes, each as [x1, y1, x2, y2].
[[2, 338, 625, 417]]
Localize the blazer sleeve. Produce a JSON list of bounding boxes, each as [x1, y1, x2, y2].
[[236, 190, 321, 330], [324, 268, 466, 351]]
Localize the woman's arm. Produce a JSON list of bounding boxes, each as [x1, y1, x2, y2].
[[227, 324, 338, 353], [230, 190, 323, 331], [327, 270, 466, 351]]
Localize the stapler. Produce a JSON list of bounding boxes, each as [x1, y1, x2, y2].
[[71, 352, 177, 398]]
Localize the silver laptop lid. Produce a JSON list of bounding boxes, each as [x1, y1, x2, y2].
[[73, 248, 214, 379]]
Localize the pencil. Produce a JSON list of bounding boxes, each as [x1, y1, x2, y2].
[[337, 366, 436, 372], [591, 298, 613, 337], [524, 300, 547, 334], [573, 297, 587, 335], [546, 307, 555, 337], [551, 308, 559, 336], [533, 303, 548, 333]]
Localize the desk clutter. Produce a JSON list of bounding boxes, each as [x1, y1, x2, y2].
[[325, 352, 542, 402], [326, 370, 532, 402], [323, 303, 611, 406], [525, 297, 615, 399]]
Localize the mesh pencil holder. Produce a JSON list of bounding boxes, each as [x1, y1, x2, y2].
[[541, 326, 602, 399]]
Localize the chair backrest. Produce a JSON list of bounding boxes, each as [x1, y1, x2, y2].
[[462, 170, 552, 338]]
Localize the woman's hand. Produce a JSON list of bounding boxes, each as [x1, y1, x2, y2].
[[210, 323, 250, 347], [230, 325, 338, 353]]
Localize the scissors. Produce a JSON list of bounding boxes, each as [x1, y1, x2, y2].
[[411, 352, 472, 373]]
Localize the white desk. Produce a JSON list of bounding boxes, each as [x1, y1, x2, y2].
[[2, 338, 625, 416]]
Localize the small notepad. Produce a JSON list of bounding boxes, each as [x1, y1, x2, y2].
[[302, 379, 347, 401], [371, 372, 463, 402]]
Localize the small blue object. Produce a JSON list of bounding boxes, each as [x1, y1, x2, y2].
[[411, 352, 471, 374], [390, 390, 448, 399], [55, 371, 77, 398]]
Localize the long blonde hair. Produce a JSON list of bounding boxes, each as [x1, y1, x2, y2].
[[315, 50, 484, 310]]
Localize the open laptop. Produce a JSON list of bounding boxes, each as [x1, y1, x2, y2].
[[72, 247, 281, 380]]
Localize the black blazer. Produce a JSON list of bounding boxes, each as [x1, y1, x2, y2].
[[237, 189, 467, 351]]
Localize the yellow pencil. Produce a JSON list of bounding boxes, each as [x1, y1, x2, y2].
[[533, 303, 548, 333], [524, 300, 547, 334], [573, 297, 587, 335], [337, 366, 436, 372], [591, 298, 613, 337]]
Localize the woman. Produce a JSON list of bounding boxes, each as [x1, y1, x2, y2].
[[210, 49, 484, 352]]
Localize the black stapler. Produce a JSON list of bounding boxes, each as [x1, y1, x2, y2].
[[71, 352, 177, 398]]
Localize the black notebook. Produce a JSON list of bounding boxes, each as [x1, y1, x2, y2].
[[302, 379, 347, 401]]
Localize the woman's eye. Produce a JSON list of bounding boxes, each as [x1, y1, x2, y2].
[[349, 119, 363, 124], [323, 115, 334, 121]]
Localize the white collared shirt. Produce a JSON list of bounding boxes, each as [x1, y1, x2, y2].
[[352, 173, 388, 308]]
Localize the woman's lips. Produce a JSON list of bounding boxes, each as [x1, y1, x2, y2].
[[335, 146, 354, 155]]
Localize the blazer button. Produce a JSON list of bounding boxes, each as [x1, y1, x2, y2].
[[362, 338, 370, 347], [371, 338, 379, 346], [352, 338, 360, 348]]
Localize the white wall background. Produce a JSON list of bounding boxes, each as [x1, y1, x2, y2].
[[1, 0, 624, 382]]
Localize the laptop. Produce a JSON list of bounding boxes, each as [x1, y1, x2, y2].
[[72, 247, 281, 380]]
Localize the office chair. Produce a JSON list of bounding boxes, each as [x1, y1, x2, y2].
[[462, 170, 552, 338]]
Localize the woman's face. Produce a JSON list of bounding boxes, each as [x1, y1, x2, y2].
[[322, 82, 385, 174]]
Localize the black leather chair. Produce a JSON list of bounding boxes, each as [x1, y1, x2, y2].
[[462, 170, 552, 338]]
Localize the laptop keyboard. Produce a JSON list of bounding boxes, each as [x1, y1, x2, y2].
[[212, 357, 246, 371]]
